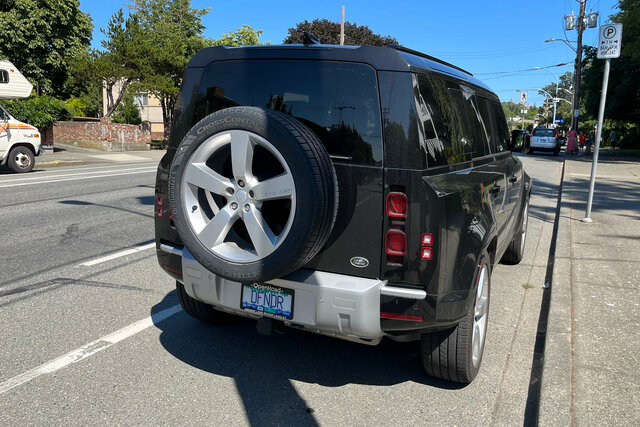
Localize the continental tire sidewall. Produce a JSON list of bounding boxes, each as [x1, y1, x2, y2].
[[169, 107, 337, 283]]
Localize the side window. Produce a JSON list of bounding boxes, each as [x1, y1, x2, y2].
[[414, 73, 449, 168], [490, 102, 510, 152], [448, 88, 490, 160], [477, 96, 498, 153], [425, 75, 469, 165], [0, 70, 8, 84]]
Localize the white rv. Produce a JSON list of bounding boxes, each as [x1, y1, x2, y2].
[[0, 60, 42, 173]]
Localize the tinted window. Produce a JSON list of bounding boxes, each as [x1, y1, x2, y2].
[[534, 128, 555, 137], [424, 75, 468, 165], [490, 102, 510, 152], [0, 70, 8, 84], [448, 87, 490, 160], [414, 73, 449, 168], [477, 96, 509, 153], [198, 60, 382, 166]]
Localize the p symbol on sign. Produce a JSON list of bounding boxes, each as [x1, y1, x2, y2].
[[604, 26, 616, 38]]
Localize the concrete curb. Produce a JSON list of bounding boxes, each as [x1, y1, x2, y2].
[[35, 160, 85, 168], [539, 160, 573, 426]]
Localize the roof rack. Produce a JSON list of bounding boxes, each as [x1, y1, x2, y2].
[[387, 44, 473, 76]]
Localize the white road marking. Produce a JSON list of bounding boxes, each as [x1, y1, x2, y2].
[[0, 168, 156, 188], [0, 165, 156, 184], [0, 304, 182, 395], [80, 243, 156, 267], [569, 173, 637, 179], [34, 162, 158, 174]]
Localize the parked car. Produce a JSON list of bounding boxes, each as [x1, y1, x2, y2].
[[529, 127, 560, 155], [155, 44, 531, 384], [0, 104, 42, 173], [0, 61, 42, 173], [511, 129, 531, 153]]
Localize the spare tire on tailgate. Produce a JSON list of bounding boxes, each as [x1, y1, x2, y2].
[[169, 107, 338, 283]]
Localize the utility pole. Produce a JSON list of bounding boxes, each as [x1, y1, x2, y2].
[[571, 0, 587, 132], [340, 6, 345, 45]]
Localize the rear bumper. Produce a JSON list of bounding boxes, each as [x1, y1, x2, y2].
[[161, 244, 427, 345], [530, 138, 559, 150]]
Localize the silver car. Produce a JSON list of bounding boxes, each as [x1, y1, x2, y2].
[[529, 127, 560, 156]]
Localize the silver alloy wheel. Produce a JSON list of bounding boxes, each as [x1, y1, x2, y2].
[[14, 150, 32, 169], [472, 263, 490, 368], [181, 130, 296, 263], [520, 202, 529, 254]]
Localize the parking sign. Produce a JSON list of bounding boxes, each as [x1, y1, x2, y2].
[[597, 24, 623, 59]]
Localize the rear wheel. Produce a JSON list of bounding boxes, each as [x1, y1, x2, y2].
[[176, 281, 235, 324], [8, 146, 35, 173], [502, 199, 528, 264], [421, 255, 491, 383]]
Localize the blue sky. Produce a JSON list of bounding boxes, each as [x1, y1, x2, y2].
[[79, 0, 620, 106]]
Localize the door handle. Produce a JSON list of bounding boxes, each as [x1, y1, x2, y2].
[[489, 186, 501, 195], [509, 176, 518, 184]]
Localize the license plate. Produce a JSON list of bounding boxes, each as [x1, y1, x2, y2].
[[241, 283, 294, 320]]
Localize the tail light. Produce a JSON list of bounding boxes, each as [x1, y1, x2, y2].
[[156, 195, 164, 217], [156, 195, 175, 228], [421, 232, 434, 260], [386, 192, 408, 218], [385, 229, 407, 256], [385, 190, 408, 265]]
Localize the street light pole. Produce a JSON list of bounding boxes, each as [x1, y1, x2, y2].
[[534, 66, 558, 128]]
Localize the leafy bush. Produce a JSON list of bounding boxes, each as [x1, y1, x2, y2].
[[65, 97, 88, 117], [1, 95, 71, 131], [111, 95, 141, 125]]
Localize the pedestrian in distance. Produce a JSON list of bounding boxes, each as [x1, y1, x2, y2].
[[610, 129, 618, 150], [578, 132, 586, 155], [586, 134, 593, 154], [567, 129, 577, 154]]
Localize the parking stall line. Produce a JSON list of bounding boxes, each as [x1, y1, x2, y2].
[[0, 304, 182, 395], [0, 168, 157, 188], [0, 164, 157, 183], [79, 243, 157, 267]]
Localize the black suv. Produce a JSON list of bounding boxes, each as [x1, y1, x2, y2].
[[155, 44, 531, 384]]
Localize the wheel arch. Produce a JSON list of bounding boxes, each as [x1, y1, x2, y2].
[[3, 142, 37, 165]]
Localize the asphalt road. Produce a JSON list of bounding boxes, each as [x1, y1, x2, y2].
[[0, 153, 564, 426]]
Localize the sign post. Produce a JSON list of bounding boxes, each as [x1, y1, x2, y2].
[[583, 23, 622, 223]]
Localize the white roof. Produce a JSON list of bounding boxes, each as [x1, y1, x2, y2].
[[0, 60, 33, 99]]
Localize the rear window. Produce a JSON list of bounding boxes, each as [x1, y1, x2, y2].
[[197, 60, 383, 166], [534, 128, 555, 137]]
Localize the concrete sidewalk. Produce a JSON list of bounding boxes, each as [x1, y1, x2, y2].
[[540, 150, 640, 425], [35, 143, 166, 168]]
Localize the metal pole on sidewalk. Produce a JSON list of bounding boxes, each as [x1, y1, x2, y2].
[[582, 58, 610, 223]]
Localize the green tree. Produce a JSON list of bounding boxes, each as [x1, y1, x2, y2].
[[112, 94, 142, 125], [0, 0, 92, 96], [284, 19, 398, 46], [538, 72, 573, 131], [213, 25, 270, 46], [2, 95, 71, 130], [580, 0, 639, 145], [128, 0, 210, 142]]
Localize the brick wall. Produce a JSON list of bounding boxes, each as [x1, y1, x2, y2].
[[46, 118, 151, 151]]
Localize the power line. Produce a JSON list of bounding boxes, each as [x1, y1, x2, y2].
[[475, 63, 572, 76]]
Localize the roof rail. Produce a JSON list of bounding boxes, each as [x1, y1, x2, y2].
[[387, 44, 473, 76]]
